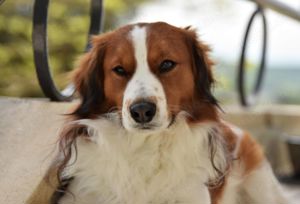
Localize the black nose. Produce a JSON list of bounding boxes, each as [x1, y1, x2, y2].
[[130, 102, 156, 123]]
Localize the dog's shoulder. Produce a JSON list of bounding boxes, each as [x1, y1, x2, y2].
[[217, 121, 265, 175]]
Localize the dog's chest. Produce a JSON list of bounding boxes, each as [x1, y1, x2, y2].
[[59, 123, 216, 204]]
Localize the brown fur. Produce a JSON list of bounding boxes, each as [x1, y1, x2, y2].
[[209, 179, 227, 204], [72, 25, 135, 118], [147, 23, 218, 123], [73, 22, 218, 122], [238, 133, 264, 175]]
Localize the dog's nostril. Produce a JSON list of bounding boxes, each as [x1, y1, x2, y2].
[[145, 110, 152, 117], [132, 112, 139, 118], [130, 102, 156, 124]]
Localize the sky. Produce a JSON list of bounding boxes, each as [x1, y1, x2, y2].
[[127, 0, 300, 68]]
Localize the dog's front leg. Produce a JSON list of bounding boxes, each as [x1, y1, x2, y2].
[[241, 162, 289, 204]]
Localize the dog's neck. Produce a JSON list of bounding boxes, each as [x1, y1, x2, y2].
[[60, 115, 227, 204]]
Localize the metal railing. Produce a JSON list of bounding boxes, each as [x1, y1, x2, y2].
[[238, 0, 300, 106], [252, 0, 300, 22], [32, 0, 103, 101]]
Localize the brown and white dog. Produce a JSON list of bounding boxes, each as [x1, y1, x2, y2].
[[28, 22, 287, 204]]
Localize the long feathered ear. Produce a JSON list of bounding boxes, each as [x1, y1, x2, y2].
[[72, 36, 107, 118], [50, 123, 89, 203], [185, 28, 219, 107]]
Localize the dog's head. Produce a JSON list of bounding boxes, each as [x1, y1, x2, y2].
[[72, 22, 218, 133]]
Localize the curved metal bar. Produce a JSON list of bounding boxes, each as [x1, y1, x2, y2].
[[237, 7, 267, 107], [0, 0, 6, 6], [249, 0, 300, 22], [86, 0, 104, 51], [32, 0, 103, 101]]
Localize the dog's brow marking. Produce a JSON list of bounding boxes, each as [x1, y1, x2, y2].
[[130, 26, 149, 76]]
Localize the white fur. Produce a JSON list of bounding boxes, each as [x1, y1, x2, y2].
[[219, 125, 289, 204], [218, 161, 289, 204], [218, 124, 244, 204], [122, 26, 170, 132], [241, 162, 288, 204], [228, 124, 244, 158], [59, 114, 227, 204], [59, 116, 289, 204]]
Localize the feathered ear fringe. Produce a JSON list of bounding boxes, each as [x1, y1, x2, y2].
[[71, 36, 107, 119], [184, 28, 219, 108], [59, 123, 89, 172], [42, 122, 88, 204], [206, 127, 232, 189], [54, 123, 87, 183]]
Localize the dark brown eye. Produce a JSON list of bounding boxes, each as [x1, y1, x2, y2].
[[159, 60, 176, 73], [112, 66, 127, 77]]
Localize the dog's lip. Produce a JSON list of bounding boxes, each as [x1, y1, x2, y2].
[[140, 126, 152, 130], [132, 115, 176, 130], [134, 123, 157, 130]]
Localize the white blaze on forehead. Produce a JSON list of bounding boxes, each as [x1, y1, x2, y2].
[[131, 26, 148, 70], [128, 25, 158, 97], [121, 25, 169, 131]]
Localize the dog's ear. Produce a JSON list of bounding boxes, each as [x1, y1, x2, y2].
[[72, 36, 107, 118], [184, 28, 218, 107]]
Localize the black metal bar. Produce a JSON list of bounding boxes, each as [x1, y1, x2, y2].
[[237, 6, 267, 106], [0, 0, 6, 6], [32, 0, 103, 101], [249, 0, 300, 22], [86, 0, 104, 51]]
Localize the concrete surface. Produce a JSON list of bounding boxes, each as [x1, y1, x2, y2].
[[0, 97, 299, 203], [0, 97, 73, 204]]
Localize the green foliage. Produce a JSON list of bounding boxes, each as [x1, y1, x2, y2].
[[0, 0, 147, 97]]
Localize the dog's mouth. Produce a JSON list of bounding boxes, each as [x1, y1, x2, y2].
[[132, 114, 176, 131], [105, 110, 178, 132], [133, 123, 158, 130]]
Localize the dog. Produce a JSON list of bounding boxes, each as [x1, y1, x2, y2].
[[27, 22, 288, 204]]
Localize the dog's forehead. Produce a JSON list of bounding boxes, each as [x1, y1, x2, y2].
[[146, 22, 186, 38], [101, 22, 192, 74], [108, 22, 186, 44]]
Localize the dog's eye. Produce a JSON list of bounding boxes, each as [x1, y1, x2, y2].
[[159, 60, 176, 73], [112, 66, 127, 77]]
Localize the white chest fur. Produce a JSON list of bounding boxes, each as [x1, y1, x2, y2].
[[59, 117, 227, 204]]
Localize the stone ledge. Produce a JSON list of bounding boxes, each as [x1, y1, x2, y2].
[[0, 97, 299, 203], [0, 97, 73, 204]]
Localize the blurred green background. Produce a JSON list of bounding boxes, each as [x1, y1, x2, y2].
[[0, 0, 299, 104], [0, 0, 147, 97]]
